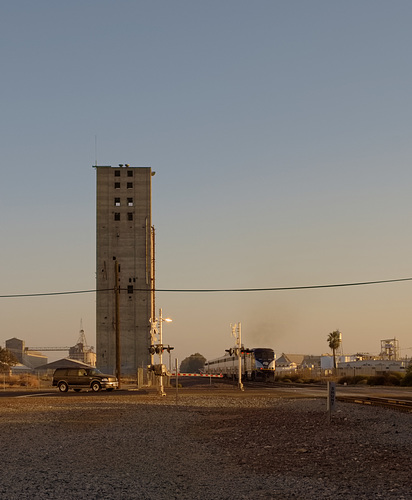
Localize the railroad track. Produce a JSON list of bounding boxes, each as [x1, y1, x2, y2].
[[337, 395, 412, 413]]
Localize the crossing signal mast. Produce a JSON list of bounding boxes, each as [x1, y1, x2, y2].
[[226, 322, 244, 391], [148, 308, 173, 396]]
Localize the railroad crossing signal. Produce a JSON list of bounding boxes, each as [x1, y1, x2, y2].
[[148, 344, 174, 354]]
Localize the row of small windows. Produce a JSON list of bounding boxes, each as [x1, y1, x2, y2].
[[114, 170, 133, 177], [114, 182, 133, 189], [114, 197, 133, 206], [114, 213, 134, 221], [206, 357, 236, 366]]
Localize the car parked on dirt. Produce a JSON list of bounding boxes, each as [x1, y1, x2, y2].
[[52, 367, 118, 392]]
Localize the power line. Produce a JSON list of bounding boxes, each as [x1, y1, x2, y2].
[[154, 276, 412, 292], [0, 289, 111, 298], [0, 277, 412, 298]]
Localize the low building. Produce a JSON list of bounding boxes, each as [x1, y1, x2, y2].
[[34, 358, 93, 375], [337, 359, 408, 377], [321, 355, 355, 372], [276, 354, 321, 374], [275, 354, 305, 373]]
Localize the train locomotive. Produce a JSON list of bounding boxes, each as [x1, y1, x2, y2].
[[204, 347, 275, 381]]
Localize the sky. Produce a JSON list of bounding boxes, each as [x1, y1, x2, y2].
[[1, 1, 412, 364]]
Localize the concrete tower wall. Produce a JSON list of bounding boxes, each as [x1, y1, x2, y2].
[[95, 165, 154, 375]]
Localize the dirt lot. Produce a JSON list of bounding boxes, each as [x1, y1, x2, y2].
[[0, 388, 410, 499]]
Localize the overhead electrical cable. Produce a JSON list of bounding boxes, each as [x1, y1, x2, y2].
[[153, 276, 412, 292], [0, 289, 112, 298], [1, 276, 412, 298]]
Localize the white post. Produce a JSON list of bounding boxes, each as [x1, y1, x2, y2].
[[237, 323, 244, 391], [175, 357, 179, 404], [327, 381, 336, 423]]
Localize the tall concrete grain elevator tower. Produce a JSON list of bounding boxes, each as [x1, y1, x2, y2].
[[94, 164, 155, 375]]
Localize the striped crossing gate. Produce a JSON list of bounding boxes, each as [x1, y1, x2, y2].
[[170, 373, 223, 378]]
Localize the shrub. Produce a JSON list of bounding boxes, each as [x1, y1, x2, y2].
[[401, 372, 412, 386], [18, 374, 39, 387], [400, 363, 412, 386], [4, 374, 39, 388], [367, 373, 401, 386], [338, 375, 368, 385]]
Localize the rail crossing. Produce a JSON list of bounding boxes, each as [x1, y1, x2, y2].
[[170, 373, 223, 378]]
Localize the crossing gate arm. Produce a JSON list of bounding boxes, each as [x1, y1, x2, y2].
[[170, 373, 223, 378]]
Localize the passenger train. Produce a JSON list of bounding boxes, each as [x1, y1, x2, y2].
[[204, 347, 276, 381]]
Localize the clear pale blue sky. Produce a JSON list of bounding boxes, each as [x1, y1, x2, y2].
[[1, 1, 412, 363]]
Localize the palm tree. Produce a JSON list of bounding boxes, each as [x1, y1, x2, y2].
[[327, 330, 341, 370]]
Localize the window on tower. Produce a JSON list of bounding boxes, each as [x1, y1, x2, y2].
[[127, 182, 133, 189], [114, 182, 120, 189], [114, 213, 120, 221], [114, 198, 121, 206], [127, 197, 133, 206]]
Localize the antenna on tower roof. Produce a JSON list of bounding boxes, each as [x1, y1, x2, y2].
[[94, 136, 98, 167]]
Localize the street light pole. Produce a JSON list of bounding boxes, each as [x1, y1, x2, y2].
[[149, 308, 172, 396], [158, 308, 165, 396]]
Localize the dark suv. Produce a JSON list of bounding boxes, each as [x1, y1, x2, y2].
[[52, 368, 118, 392]]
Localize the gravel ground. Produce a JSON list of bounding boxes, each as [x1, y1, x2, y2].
[[0, 390, 411, 499]]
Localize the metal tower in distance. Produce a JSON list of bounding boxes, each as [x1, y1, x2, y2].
[[69, 320, 96, 366]]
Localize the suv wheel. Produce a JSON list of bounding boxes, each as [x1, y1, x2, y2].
[[91, 381, 101, 392], [58, 382, 69, 392]]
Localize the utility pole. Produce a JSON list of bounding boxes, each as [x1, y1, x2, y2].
[[115, 260, 121, 388]]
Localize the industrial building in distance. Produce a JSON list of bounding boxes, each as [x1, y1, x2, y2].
[[94, 164, 155, 375], [5, 323, 96, 372]]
